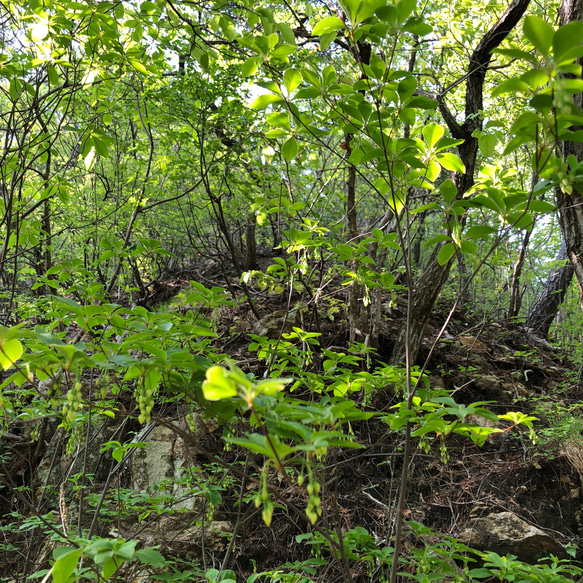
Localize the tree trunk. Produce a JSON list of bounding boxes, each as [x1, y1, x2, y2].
[[507, 225, 533, 322], [346, 137, 365, 344], [245, 218, 257, 271], [556, 0, 583, 308], [525, 243, 573, 337], [389, 0, 531, 366]]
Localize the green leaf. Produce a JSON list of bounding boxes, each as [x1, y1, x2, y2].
[[250, 94, 284, 109], [465, 225, 496, 238], [52, 547, 82, 583], [271, 43, 297, 58], [242, 57, 259, 76], [282, 137, 298, 162], [478, 134, 498, 157], [437, 242, 456, 266], [439, 179, 457, 204], [422, 123, 444, 149], [553, 21, 583, 62], [407, 96, 438, 109], [312, 16, 345, 36], [468, 568, 495, 578], [397, 76, 417, 101], [521, 68, 550, 90], [396, 0, 416, 21], [202, 366, 238, 400], [283, 69, 302, 94], [255, 377, 290, 396], [102, 556, 119, 580], [229, 433, 293, 459], [0, 337, 23, 371], [266, 111, 290, 129], [492, 77, 529, 97], [356, 0, 387, 23], [523, 16, 554, 58], [114, 540, 138, 561], [295, 87, 321, 99], [129, 59, 148, 74], [527, 200, 555, 212], [403, 16, 432, 35], [494, 46, 539, 63], [460, 240, 477, 254], [278, 22, 296, 45], [376, 5, 397, 25], [437, 152, 465, 173]]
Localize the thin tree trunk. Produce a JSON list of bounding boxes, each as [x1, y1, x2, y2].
[[346, 137, 364, 344], [525, 243, 573, 337], [245, 218, 257, 271], [507, 225, 533, 322]]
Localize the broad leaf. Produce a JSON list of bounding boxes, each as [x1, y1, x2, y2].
[[283, 69, 302, 94], [0, 338, 23, 371], [553, 22, 583, 62], [423, 123, 444, 150], [478, 134, 498, 157], [202, 366, 238, 400], [439, 179, 457, 204], [312, 16, 345, 36], [282, 137, 298, 161], [437, 242, 456, 266], [52, 547, 82, 583], [437, 152, 465, 173], [242, 57, 259, 76], [492, 77, 529, 97], [250, 94, 284, 109], [523, 16, 554, 58]]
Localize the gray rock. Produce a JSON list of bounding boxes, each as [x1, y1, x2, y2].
[[458, 511, 568, 563], [253, 310, 301, 339], [131, 423, 205, 512]]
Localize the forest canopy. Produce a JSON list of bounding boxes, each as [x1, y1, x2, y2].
[[1, 0, 583, 582]]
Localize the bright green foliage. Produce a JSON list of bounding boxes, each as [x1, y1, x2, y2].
[[1, 1, 583, 582], [0, 328, 23, 371], [44, 538, 166, 582]]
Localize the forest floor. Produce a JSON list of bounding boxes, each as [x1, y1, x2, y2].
[[3, 262, 583, 582], [150, 263, 583, 578]]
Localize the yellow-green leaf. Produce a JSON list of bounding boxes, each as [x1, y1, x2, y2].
[[202, 366, 238, 401], [283, 69, 302, 95], [242, 57, 259, 76], [422, 123, 444, 150], [129, 59, 148, 74], [0, 338, 23, 371], [312, 16, 345, 36], [250, 94, 284, 109], [523, 16, 553, 58]]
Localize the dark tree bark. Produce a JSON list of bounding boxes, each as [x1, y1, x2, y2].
[[389, 0, 532, 366], [556, 0, 583, 305], [507, 225, 533, 322], [525, 243, 574, 337], [524, 0, 583, 339], [346, 136, 366, 344]]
